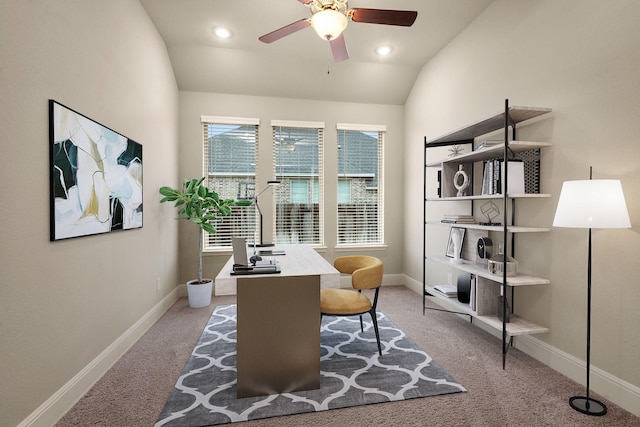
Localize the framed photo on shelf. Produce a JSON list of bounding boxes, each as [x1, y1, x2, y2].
[[446, 227, 466, 258]]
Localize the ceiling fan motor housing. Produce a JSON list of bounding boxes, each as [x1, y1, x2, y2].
[[310, 0, 348, 14]]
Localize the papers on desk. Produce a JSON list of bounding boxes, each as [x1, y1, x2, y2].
[[258, 249, 286, 256], [231, 260, 281, 275]]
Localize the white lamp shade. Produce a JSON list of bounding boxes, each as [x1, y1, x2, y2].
[[553, 179, 631, 229], [310, 9, 348, 40]]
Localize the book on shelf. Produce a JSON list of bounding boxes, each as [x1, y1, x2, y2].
[[469, 275, 477, 311], [433, 284, 458, 298], [481, 159, 525, 195], [441, 214, 475, 224]]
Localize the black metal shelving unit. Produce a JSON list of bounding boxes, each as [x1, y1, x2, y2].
[[422, 99, 552, 368]]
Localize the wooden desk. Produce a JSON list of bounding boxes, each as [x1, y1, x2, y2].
[[214, 245, 340, 398]]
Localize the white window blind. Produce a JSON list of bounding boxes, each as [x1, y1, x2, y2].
[[202, 117, 259, 249], [336, 125, 384, 245], [272, 122, 324, 245]]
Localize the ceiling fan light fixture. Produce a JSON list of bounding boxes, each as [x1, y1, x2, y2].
[[310, 9, 348, 40]]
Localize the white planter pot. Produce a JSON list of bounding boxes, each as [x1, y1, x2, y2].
[[186, 279, 213, 308]]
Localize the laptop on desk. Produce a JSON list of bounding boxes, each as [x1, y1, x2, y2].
[[232, 237, 250, 267], [231, 237, 280, 275]]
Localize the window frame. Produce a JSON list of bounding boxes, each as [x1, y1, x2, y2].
[[271, 120, 325, 246], [201, 115, 260, 251], [336, 123, 386, 247]]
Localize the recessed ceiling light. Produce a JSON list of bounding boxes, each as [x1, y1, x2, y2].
[[213, 26, 232, 39], [375, 45, 392, 56]]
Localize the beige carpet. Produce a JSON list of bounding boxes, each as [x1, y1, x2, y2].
[[56, 285, 639, 426]]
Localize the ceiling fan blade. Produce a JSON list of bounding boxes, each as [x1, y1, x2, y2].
[[259, 18, 311, 43], [330, 33, 349, 62], [349, 8, 418, 26]]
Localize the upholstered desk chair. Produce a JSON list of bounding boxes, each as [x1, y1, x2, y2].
[[320, 256, 383, 356]]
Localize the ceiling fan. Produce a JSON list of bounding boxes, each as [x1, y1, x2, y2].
[[258, 0, 418, 62]]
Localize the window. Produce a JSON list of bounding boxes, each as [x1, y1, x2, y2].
[[337, 179, 351, 204], [272, 121, 324, 245], [336, 124, 385, 245], [201, 116, 259, 249]]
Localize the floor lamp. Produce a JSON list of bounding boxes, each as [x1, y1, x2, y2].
[[552, 167, 631, 416], [252, 180, 280, 247]]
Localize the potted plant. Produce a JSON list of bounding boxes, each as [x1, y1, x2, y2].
[[159, 177, 248, 308]]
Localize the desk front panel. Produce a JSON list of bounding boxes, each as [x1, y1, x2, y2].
[[236, 274, 320, 398]]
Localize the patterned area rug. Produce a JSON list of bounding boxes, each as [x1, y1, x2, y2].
[[155, 305, 465, 426]]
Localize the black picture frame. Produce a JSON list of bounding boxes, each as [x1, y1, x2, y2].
[[49, 100, 143, 241]]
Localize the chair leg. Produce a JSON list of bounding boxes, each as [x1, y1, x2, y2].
[[369, 310, 382, 356], [359, 315, 364, 332]]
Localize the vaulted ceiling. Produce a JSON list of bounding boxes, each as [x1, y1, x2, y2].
[[140, 0, 493, 105]]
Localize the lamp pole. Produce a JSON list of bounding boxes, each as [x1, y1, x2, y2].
[[252, 180, 280, 247], [568, 167, 604, 415]]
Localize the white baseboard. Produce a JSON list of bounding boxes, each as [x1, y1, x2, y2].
[[18, 288, 180, 427], [515, 334, 640, 417], [402, 274, 640, 418], [402, 274, 423, 294], [177, 282, 188, 297], [382, 273, 404, 287]]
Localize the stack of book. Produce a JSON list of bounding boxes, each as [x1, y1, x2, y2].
[[441, 214, 475, 224], [481, 160, 500, 195], [481, 159, 525, 195], [433, 284, 458, 298]]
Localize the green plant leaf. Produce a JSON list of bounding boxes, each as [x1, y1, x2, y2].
[[158, 177, 244, 278]]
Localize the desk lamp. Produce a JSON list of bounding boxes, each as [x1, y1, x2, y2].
[[553, 167, 631, 416], [252, 180, 280, 247]]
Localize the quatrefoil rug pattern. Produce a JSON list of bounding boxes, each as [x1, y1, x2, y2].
[[156, 304, 465, 426]]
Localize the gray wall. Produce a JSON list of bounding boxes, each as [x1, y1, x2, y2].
[[404, 0, 640, 408], [0, 1, 180, 425], [4, 0, 640, 424]]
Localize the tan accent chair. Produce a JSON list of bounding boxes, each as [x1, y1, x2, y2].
[[320, 256, 383, 355]]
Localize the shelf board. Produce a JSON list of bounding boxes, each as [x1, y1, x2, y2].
[[426, 107, 552, 145], [477, 314, 550, 336], [426, 193, 551, 201], [426, 256, 551, 285], [424, 284, 550, 336], [426, 141, 552, 167], [426, 222, 550, 233]]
